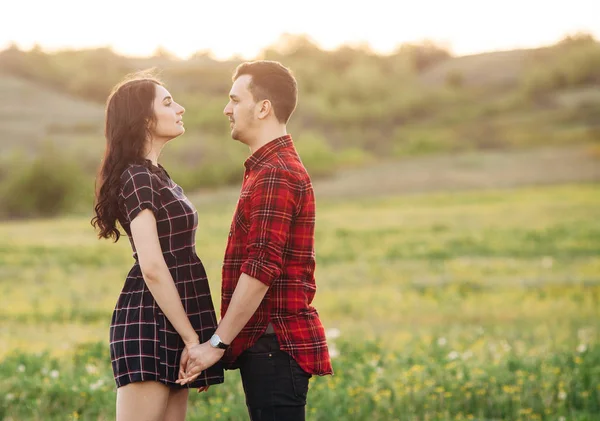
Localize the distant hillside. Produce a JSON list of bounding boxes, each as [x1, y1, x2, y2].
[[419, 49, 531, 88], [189, 145, 600, 205], [0, 75, 103, 155]]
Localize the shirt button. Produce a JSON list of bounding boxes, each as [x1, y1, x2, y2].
[[245, 175, 249, 179], [229, 231, 232, 237]]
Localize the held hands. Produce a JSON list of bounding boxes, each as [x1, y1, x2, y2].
[[176, 341, 225, 387]]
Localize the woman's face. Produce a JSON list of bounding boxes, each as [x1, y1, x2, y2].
[[149, 84, 185, 142]]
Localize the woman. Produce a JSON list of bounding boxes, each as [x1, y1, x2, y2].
[[91, 72, 224, 421]]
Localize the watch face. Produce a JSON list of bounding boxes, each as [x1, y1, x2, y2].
[[210, 334, 228, 349]]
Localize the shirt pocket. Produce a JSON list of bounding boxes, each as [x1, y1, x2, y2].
[[233, 195, 250, 235]]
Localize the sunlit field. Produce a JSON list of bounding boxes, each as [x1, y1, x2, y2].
[[1, 183, 599, 420]]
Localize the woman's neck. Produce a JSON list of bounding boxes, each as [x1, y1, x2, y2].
[[144, 140, 163, 166]]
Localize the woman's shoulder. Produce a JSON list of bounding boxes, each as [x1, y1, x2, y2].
[[119, 165, 172, 198], [120, 164, 151, 184], [120, 162, 169, 184]]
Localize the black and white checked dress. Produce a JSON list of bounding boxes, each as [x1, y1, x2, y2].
[[109, 163, 224, 389]]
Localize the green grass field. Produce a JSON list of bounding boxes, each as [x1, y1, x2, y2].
[[1, 183, 599, 420]]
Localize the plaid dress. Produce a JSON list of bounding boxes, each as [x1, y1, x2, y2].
[[109, 163, 224, 389]]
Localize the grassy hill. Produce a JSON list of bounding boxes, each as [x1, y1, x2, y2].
[[419, 49, 530, 88], [0, 75, 103, 155], [188, 145, 600, 207]]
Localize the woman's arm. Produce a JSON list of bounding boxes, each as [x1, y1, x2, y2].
[[130, 209, 199, 348]]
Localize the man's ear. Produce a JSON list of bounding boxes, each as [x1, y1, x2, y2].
[[257, 99, 272, 120]]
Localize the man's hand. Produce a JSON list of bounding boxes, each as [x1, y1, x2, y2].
[[176, 342, 225, 385]]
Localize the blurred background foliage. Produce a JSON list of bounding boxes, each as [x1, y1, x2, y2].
[[0, 32, 599, 218]]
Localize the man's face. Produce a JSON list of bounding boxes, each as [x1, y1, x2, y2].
[[223, 75, 258, 144]]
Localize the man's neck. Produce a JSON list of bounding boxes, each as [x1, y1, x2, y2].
[[248, 126, 288, 154]]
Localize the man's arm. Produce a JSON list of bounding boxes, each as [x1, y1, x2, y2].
[[176, 272, 268, 385], [214, 272, 269, 344]]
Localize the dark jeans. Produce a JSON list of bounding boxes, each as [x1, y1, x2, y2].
[[237, 334, 312, 421]]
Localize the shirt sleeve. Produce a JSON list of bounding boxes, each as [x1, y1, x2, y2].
[[240, 167, 302, 286], [120, 167, 160, 222]]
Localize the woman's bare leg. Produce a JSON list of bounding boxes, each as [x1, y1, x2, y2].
[[163, 387, 189, 421], [116, 381, 170, 421]]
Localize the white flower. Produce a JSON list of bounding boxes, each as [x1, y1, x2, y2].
[[5, 393, 14, 401], [447, 351, 460, 361], [577, 344, 587, 353], [50, 370, 59, 379], [325, 328, 341, 340], [17, 365, 25, 373], [559, 417, 566, 421], [462, 351, 473, 360], [558, 390, 567, 400], [89, 379, 105, 391], [85, 364, 98, 375], [437, 337, 447, 346], [329, 344, 340, 359], [541, 256, 553, 269]]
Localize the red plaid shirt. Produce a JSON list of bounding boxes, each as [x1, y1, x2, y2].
[[221, 135, 333, 376]]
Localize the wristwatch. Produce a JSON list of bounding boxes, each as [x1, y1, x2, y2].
[[209, 334, 229, 350]]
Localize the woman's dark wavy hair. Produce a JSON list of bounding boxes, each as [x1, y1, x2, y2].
[[91, 71, 162, 241]]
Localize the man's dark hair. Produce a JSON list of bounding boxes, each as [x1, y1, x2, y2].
[[233, 60, 298, 124]]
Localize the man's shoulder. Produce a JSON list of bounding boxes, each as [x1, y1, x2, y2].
[[259, 152, 309, 182]]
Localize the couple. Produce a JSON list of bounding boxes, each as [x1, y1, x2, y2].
[[91, 60, 333, 421]]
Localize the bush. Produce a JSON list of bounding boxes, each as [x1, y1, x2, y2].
[[521, 40, 600, 99], [446, 70, 464, 89], [0, 146, 87, 219], [167, 161, 243, 192], [295, 131, 339, 178]]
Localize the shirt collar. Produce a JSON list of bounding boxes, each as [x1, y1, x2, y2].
[[244, 135, 293, 171]]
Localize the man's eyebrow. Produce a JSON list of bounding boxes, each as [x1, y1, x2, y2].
[[229, 94, 239, 100], [163, 96, 172, 101]]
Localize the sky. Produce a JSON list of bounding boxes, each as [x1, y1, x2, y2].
[[1, 0, 599, 59]]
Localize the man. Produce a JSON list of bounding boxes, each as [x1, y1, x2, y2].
[[177, 60, 333, 420]]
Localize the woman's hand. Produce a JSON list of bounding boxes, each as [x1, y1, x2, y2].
[[176, 342, 225, 385]]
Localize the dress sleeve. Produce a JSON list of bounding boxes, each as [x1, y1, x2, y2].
[[120, 167, 160, 222]]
